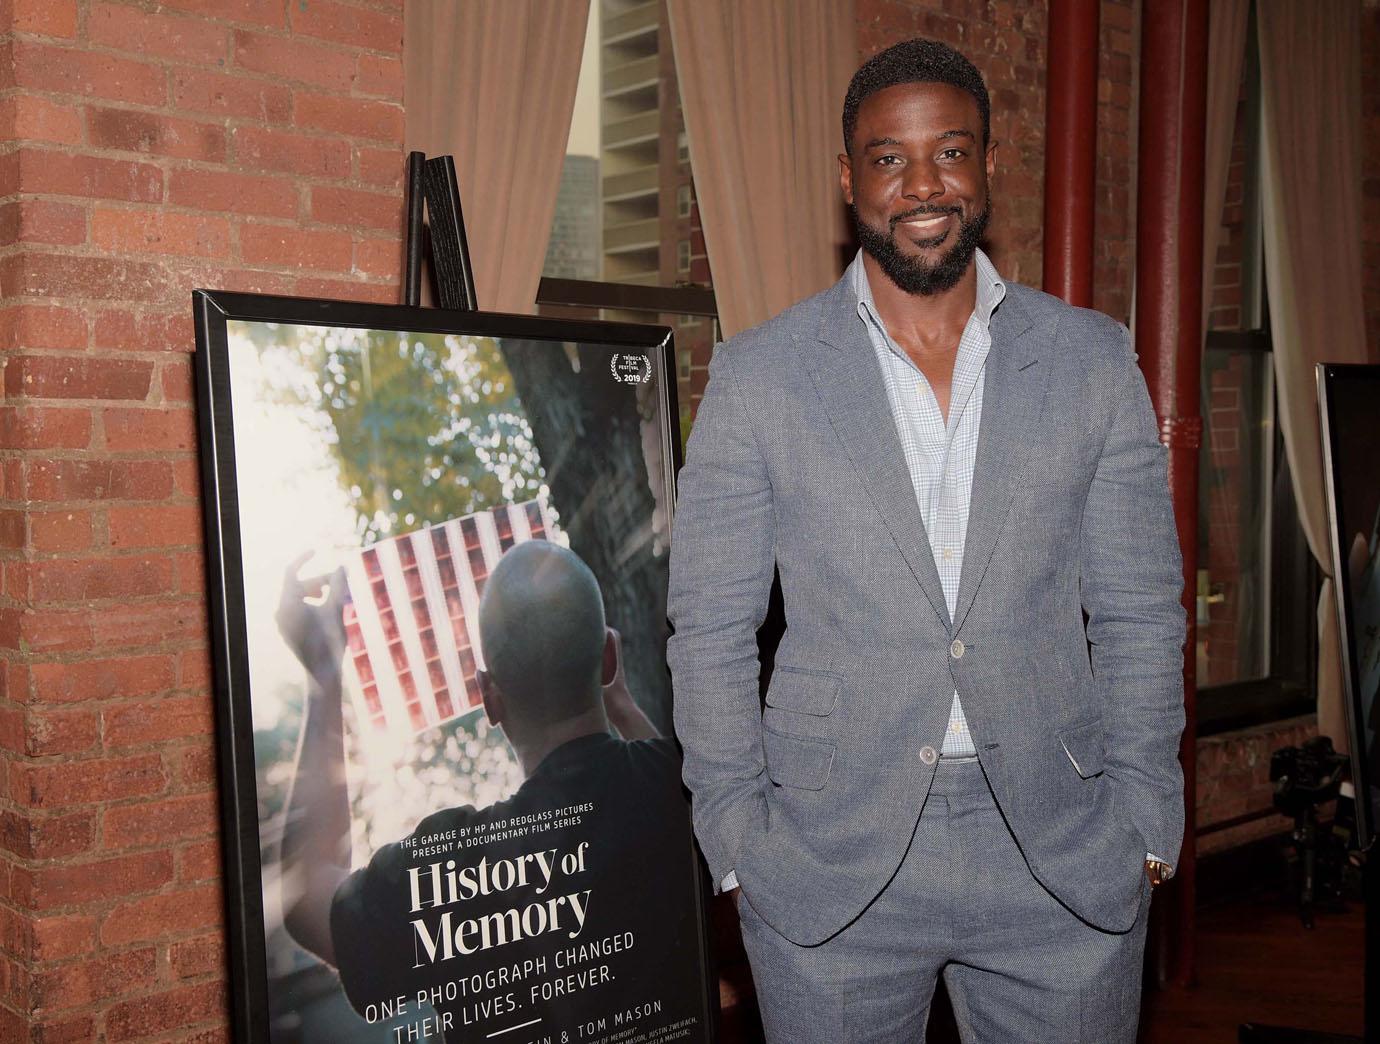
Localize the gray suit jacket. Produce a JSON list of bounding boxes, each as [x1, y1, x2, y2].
[[667, 272, 1185, 946]]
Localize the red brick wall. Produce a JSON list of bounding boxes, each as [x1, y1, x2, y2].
[[856, 0, 1138, 323], [0, 0, 403, 1039]]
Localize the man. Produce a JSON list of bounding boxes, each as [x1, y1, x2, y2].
[[668, 39, 1185, 1042], [278, 540, 703, 1040]]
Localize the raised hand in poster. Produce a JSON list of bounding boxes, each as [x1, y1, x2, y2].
[[275, 555, 349, 689]]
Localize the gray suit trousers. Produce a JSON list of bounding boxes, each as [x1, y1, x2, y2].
[[736, 759, 1152, 1044]]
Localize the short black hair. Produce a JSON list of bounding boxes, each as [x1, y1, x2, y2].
[[842, 39, 991, 154]]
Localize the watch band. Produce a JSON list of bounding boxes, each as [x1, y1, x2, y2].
[[1145, 857, 1175, 886]]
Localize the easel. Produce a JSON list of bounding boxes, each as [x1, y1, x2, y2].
[[403, 151, 478, 312]]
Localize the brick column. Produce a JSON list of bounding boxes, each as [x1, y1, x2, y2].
[[1135, 0, 1209, 990], [0, 1, 404, 1039], [1042, 0, 1099, 306]]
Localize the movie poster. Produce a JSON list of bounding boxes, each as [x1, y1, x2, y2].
[[196, 296, 712, 1044]]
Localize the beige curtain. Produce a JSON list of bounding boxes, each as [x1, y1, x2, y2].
[[1201, 0, 1250, 335], [404, 1, 590, 313], [667, 0, 856, 338], [1257, 0, 1367, 750]]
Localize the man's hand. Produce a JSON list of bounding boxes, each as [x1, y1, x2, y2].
[[601, 627, 658, 740], [276, 553, 349, 688]]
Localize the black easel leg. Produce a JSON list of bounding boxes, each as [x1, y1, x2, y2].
[[403, 151, 426, 307]]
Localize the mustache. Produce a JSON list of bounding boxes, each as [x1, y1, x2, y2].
[[889, 205, 961, 229]]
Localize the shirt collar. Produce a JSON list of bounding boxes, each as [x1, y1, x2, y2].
[[850, 247, 1007, 333]]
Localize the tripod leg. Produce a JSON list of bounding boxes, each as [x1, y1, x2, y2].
[[1300, 810, 1317, 930]]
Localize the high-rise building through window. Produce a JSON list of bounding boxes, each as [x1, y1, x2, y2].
[[542, 2, 718, 429]]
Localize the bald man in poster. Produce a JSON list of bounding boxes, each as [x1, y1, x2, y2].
[[276, 540, 703, 1039]]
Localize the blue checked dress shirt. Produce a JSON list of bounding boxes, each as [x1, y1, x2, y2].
[[853, 247, 1006, 759]]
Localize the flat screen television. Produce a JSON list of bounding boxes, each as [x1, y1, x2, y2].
[[1317, 362, 1380, 849]]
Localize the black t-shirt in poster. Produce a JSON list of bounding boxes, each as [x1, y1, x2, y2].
[[329, 733, 706, 1042]]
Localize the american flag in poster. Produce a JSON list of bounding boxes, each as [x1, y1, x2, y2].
[[339, 498, 561, 742]]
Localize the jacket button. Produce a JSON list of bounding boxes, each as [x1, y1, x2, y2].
[[919, 746, 937, 765], [950, 639, 966, 659]]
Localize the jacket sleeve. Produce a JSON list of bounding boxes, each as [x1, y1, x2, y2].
[[1079, 327, 1188, 867], [667, 344, 774, 888]]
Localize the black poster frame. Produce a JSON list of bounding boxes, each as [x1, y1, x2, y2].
[[193, 288, 714, 1043]]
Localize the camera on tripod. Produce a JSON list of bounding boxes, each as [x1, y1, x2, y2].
[[1271, 736, 1348, 813], [1269, 736, 1350, 928]]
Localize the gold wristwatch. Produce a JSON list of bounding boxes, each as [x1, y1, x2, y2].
[[1145, 857, 1174, 886]]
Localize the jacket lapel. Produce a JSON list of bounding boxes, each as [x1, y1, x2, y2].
[[799, 278, 952, 632], [951, 290, 1055, 633]]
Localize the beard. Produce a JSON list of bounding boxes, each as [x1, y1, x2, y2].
[[851, 196, 992, 296]]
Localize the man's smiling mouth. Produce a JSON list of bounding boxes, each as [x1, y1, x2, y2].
[[892, 211, 955, 248], [896, 213, 952, 234]]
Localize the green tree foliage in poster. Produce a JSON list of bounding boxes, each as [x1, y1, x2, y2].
[[245, 323, 547, 542], [244, 323, 533, 863]]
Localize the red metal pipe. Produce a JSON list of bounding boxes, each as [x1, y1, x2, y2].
[[1135, 0, 1210, 989], [1043, 0, 1100, 306]]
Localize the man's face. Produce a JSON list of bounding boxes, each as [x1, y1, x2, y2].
[[840, 81, 996, 295]]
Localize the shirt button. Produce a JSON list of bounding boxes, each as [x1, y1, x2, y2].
[[950, 639, 966, 659], [942, 547, 954, 561], [919, 746, 937, 765]]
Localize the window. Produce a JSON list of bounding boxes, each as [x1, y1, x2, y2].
[[540, 1, 719, 436], [1196, 9, 1316, 734], [1198, 332, 1318, 731], [1199, 343, 1272, 687]]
